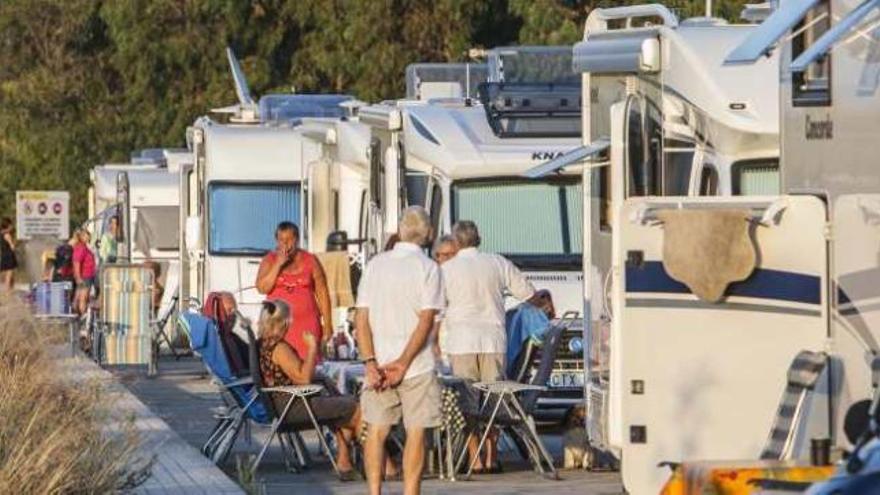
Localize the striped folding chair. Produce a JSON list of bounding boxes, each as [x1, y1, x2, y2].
[[97, 264, 155, 369], [759, 350, 828, 460]]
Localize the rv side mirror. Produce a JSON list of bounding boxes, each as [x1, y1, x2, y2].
[[185, 216, 202, 251], [640, 38, 661, 73]]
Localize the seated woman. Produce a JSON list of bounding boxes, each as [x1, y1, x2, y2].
[[258, 300, 374, 480]]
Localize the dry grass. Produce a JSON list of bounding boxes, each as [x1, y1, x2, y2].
[[0, 294, 144, 494]]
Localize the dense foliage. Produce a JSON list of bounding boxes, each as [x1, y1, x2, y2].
[[0, 0, 749, 224]]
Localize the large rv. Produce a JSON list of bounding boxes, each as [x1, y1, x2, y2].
[[358, 49, 586, 414], [602, 1, 880, 492], [180, 49, 351, 322], [360, 47, 583, 313], [527, 4, 782, 465]]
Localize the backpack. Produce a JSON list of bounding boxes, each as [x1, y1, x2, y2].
[[52, 244, 74, 282]]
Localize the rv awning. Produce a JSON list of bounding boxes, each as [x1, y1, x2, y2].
[[725, 0, 822, 65], [573, 33, 658, 73], [134, 205, 179, 253], [791, 0, 880, 72], [522, 138, 610, 179]]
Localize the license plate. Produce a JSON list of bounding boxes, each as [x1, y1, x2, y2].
[[547, 371, 585, 389]]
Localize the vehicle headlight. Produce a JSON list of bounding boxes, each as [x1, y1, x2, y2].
[[568, 337, 584, 355]]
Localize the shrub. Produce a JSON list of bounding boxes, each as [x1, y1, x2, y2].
[[0, 294, 143, 493]]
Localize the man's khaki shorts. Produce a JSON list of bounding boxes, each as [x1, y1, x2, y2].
[[449, 353, 505, 383], [361, 371, 442, 429]]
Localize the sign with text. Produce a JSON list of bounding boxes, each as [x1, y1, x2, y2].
[[16, 191, 70, 240]]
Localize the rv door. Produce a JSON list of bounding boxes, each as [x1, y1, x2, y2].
[[612, 195, 831, 495]]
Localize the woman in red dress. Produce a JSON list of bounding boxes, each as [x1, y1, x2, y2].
[[256, 222, 333, 359]]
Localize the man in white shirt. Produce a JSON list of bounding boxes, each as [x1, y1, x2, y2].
[[441, 220, 536, 472], [355, 206, 444, 495]]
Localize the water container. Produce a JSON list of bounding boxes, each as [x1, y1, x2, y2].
[[33, 282, 73, 315]]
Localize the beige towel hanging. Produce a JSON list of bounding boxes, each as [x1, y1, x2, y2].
[[315, 251, 355, 308], [656, 209, 756, 303]]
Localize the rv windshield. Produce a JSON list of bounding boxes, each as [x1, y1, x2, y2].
[[208, 183, 302, 255], [451, 179, 581, 267]]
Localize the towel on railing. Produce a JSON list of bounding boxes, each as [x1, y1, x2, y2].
[[315, 251, 354, 307], [656, 209, 756, 303]]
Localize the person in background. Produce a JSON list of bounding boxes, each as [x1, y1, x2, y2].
[[72, 229, 97, 314], [256, 222, 333, 356], [355, 206, 444, 495], [99, 215, 119, 264], [441, 220, 538, 473], [431, 234, 459, 362], [433, 234, 458, 265], [0, 218, 17, 291]]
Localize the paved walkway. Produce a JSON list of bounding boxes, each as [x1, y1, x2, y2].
[[57, 352, 243, 494], [113, 356, 624, 495]]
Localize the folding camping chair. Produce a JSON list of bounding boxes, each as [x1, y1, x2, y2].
[[95, 264, 155, 371], [245, 326, 342, 476], [760, 350, 829, 460], [454, 326, 564, 480], [178, 310, 269, 465]]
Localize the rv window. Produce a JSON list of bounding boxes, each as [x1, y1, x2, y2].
[[792, 0, 831, 107], [369, 138, 383, 208], [429, 183, 442, 233], [451, 179, 581, 260], [626, 97, 663, 196], [626, 99, 645, 196], [731, 159, 780, 195], [598, 165, 612, 233], [663, 149, 694, 195], [208, 183, 301, 255], [699, 165, 719, 196], [405, 172, 429, 208]]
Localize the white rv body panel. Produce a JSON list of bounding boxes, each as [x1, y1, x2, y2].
[[191, 121, 315, 323], [613, 195, 831, 495]]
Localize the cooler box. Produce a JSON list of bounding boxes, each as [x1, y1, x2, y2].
[[33, 282, 73, 316]]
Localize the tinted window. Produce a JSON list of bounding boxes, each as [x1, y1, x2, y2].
[[792, 0, 831, 107]]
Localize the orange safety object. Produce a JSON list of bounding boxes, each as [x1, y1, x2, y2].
[[660, 461, 835, 495]]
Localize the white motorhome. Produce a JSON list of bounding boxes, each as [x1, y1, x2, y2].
[[89, 149, 187, 285], [180, 49, 352, 321], [360, 47, 584, 312], [358, 50, 587, 414], [524, 4, 783, 463], [602, 1, 880, 492]]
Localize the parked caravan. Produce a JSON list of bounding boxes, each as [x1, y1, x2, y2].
[[360, 47, 582, 313], [603, 1, 880, 492], [180, 49, 351, 322], [359, 49, 586, 415], [89, 148, 187, 275]]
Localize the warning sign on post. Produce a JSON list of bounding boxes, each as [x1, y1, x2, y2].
[[16, 191, 70, 240]]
